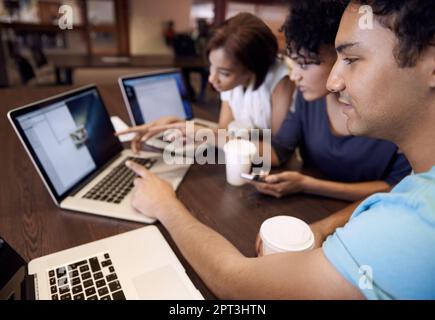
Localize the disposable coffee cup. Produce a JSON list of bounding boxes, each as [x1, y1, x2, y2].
[[223, 139, 257, 186], [228, 121, 251, 139], [260, 216, 315, 255]]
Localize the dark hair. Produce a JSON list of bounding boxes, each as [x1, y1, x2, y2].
[[347, 0, 435, 68], [206, 13, 278, 90], [282, 0, 347, 64]]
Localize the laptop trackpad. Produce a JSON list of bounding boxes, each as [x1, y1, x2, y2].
[[133, 265, 193, 300]]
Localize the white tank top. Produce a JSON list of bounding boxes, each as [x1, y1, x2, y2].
[[220, 58, 289, 130]]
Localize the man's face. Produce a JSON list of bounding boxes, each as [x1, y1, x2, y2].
[[326, 3, 432, 141]]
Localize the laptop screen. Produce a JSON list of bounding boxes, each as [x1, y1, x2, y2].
[[10, 87, 123, 201], [121, 70, 193, 125]]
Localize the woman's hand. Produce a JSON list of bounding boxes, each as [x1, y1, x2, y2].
[[249, 171, 307, 198], [115, 116, 185, 153]]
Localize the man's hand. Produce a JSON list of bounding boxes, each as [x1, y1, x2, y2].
[[255, 234, 264, 257], [255, 221, 326, 257], [126, 160, 179, 220], [309, 222, 327, 249], [249, 171, 307, 198]]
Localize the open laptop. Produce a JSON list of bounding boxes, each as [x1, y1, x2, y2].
[[119, 69, 218, 150], [0, 227, 203, 300], [8, 85, 190, 224]]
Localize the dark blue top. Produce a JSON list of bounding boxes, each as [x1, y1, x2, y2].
[[272, 92, 411, 185]]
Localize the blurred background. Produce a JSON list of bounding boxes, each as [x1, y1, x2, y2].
[[0, 0, 288, 91]]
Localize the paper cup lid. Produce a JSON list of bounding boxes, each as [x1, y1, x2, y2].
[[260, 216, 314, 252]]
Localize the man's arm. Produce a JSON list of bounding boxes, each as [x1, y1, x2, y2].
[[127, 161, 364, 300], [149, 193, 363, 299]]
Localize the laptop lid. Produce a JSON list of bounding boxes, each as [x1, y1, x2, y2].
[[8, 85, 124, 205], [119, 69, 194, 126]]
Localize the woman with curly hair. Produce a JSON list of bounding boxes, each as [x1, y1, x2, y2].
[[249, 0, 411, 201]]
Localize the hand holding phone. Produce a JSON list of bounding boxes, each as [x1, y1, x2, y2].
[[241, 173, 268, 182]]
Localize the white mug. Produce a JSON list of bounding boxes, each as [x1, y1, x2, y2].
[[223, 139, 257, 186]]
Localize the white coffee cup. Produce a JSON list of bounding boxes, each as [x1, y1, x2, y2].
[[260, 216, 315, 255], [223, 139, 257, 186], [227, 121, 251, 139]]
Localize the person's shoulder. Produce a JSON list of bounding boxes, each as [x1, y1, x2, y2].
[[391, 167, 435, 198], [356, 134, 400, 150], [273, 58, 290, 78], [220, 88, 236, 101], [395, 167, 435, 208], [294, 92, 325, 113], [262, 58, 290, 90], [220, 90, 230, 101], [271, 57, 290, 74], [354, 167, 435, 220], [323, 167, 435, 300]]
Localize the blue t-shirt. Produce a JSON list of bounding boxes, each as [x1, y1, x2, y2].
[[323, 166, 435, 299], [272, 92, 411, 185]]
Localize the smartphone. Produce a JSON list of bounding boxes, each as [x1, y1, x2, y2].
[[241, 173, 267, 182]]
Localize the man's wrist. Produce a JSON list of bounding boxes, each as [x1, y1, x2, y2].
[[158, 199, 189, 227], [310, 220, 328, 245]]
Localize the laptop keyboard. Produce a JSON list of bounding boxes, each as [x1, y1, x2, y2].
[[82, 157, 157, 204], [48, 253, 126, 300]]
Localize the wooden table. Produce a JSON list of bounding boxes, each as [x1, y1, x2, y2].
[[0, 84, 349, 299]]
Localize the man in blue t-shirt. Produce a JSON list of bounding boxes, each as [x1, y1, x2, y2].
[[124, 0, 435, 299], [249, 4, 412, 202], [319, 0, 435, 299]]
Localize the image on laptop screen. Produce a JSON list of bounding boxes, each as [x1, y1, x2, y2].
[[14, 88, 122, 198], [122, 71, 194, 125]]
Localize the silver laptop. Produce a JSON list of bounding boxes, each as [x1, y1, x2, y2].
[[8, 85, 190, 224], [1, 227, 203, 300], [119, 69, 218, 150]]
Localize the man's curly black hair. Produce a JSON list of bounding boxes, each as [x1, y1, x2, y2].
[[281, 0, 347, 64], [347, 0, 435, 68]]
